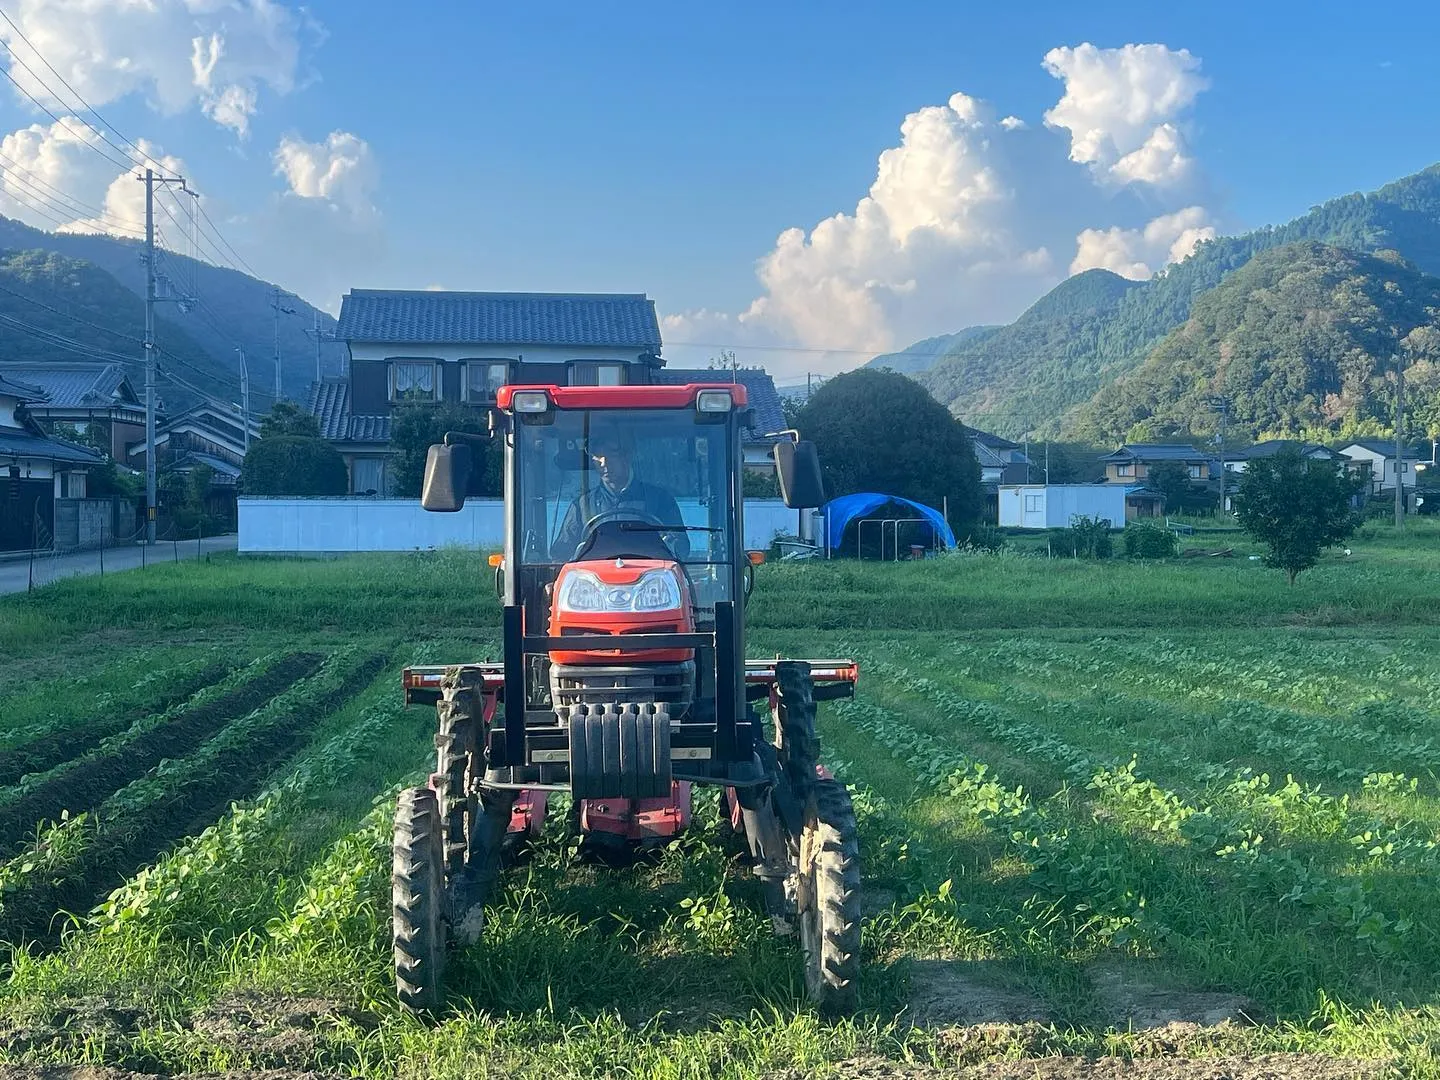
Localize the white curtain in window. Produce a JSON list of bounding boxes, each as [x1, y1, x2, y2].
[[395, 363, 434, 394], [353, 458, 384, 495]]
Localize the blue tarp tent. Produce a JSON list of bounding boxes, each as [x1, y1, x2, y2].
[[820, 492, 956, 553]]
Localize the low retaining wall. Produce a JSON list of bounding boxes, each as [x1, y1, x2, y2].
[[238, 498, 805, 553]]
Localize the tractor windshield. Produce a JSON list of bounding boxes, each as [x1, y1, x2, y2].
[[514, 407, 738, 607]]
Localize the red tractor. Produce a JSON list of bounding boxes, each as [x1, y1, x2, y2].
[[394, 382, 860, 1013]]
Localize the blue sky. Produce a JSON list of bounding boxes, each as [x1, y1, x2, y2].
[[1, 0, 1438, 379]]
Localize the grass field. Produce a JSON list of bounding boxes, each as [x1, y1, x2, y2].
[[0, 522, 1438, 1079]]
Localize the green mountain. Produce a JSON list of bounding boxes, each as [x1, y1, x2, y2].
[[1071, 242, 1440, 444], [919, 163, 1440, 438], [0, 214, 343, 408], [865, 325, 998, 375], [917, 268, 1141, 433]]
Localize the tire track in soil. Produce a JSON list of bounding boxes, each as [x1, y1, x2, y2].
[[0, 663, 234, 789], [0, 654, 388, 950], [0, 654, 324, 855]]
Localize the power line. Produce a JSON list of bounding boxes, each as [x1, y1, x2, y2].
[[0, 278, 142, 342], [191, 199, 261, 279], [0, 147, 142, 230], [0, 63, 133, 170]]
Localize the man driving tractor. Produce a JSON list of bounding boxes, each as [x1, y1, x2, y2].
[[549, 427, 691, 560]]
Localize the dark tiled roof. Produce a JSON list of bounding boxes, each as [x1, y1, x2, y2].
[[0, 426, 105, 463], [0, 373, 43, 399], [308, 378, 351, 440], [174, 451, 242, 483], [0, 362, 133, 408], [1099, 443, 1208, 462], [971, 441, 1009, 469], [655, 368, 785, 443], [1343, 439, 1424, 458], [336, 290, 663, 349], [349, 415, 391, 442], [960, 424, 1020, 451], [1239, 439, 1341, 460], [305, 378, 390, 443]]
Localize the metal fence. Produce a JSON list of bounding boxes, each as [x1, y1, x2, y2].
[[14, 516, 231, 594]]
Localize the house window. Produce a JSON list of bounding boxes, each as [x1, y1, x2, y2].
[[570, 362, 626, 386], [59, 472, 86, 499], [463, 360, 512, 403], [352, 457, 387, 496], [1024, 494, 1043, 512], [1116, 463, 1134, 477], [389, 360, 437, 402], [1188, 463, 1204, 479]]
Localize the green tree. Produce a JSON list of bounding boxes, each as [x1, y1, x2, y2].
[[390, 402, 500, 499], [1234, 446, 1364, 584], [259, 400, 322, 439], [1147, 461, 1197, 513], [796, 368, 983, 530], [240, 436, 348, 496]]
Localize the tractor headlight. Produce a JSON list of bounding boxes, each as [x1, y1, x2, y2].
[[557, 569, 681, 613]]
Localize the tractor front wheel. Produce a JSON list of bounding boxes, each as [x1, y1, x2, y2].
[[393, 786, 447, 1012], [797, 778, 861, 1014]]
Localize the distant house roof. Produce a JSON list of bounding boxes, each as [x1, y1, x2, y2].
[[171, 450, 242, 484], [1099, 443, 1209, 463], [971, 441, 1010, 469], [0, 372, 43, 400], [653, 368, 785, 443], [0, 426, 105, 464], [0, 362, 137, 409], [1342, 439, 1424, 459], [960, 424, 1020, 452], [1238, 439, 1341, 460], [336, 290, 664, 350]]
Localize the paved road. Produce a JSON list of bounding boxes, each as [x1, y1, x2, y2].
[[0, 534, 239, 595]]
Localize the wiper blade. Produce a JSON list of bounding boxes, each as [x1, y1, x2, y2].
[[619, 523, 722, 533]]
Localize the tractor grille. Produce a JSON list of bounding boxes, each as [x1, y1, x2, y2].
[[549, 661, 695, 717]]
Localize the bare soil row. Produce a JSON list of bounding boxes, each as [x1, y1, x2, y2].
[[0, 653, 386, 949], [0, 654, 324, 855], [0, 662, 234, 789]]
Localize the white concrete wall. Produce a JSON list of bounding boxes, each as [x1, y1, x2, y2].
[[998, 485, 1126, 529], [239, 497, 801, 553]]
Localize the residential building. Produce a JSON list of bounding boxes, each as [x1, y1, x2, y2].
[[1224, 439, 1344, 473], [310, 289, 784, 495], [1339, 440, 1425, 497], [961, 425, 1033, 485], [1098, 444, 1215, 483], [0, 372, 105, 550], [0, 361, 145, 459]]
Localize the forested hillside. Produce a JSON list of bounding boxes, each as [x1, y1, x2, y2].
[[0, 214, 344, 406], [917, 164, 1440, 438], [1070, 242, 1440, 444]]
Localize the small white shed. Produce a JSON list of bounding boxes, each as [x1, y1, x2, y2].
[[998, 484, 1128, 530]]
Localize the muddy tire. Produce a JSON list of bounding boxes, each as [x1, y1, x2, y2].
[[774, 661, 819, 796], [435, 678, 481, 876], [393, 786, 447, 1012], [798, 778, 861, 1015]]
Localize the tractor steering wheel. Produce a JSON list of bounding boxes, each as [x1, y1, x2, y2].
[[572, 508, 689, 562]]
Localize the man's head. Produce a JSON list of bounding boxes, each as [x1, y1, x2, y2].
[[589, 430, 634, 493]]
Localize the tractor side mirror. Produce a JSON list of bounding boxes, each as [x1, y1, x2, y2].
[[421, 443, 470, 512], [774, 439, 824, 509]]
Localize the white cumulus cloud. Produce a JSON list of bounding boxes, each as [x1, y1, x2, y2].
[[273, 130, 378, 218], [0, 0, 307, 136], [1071, 206, 1216, 279], [1041, 43, 1208, 187], [665, 91, 1054, 372]]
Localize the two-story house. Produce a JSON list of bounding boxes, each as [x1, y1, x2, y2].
[[1098, 444, 1216, 484], [0, 372, 105, 551], [0, 362, 145, 460], [310, 289, 784, 495], [1340, 440, 1425, 498], [1224, 439, 1344, 474]]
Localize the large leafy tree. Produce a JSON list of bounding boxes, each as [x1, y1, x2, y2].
[[1234, 446, 1364, 584], [796, 368, 982, 529], [258, 401, 322, 439], [390, 402, 501, 499], [241, 436, 348, 496]]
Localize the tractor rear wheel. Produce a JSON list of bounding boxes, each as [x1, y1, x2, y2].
[[393, 786, 447, 1012], [775, 661, 820, 797], [798, 778, 861, 1014]]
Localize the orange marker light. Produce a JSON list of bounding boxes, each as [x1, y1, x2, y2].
[[488, 553, 504, 567], [747, 551, 766, 565]]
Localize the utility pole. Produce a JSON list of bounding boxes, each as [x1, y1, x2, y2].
[[304, 312, 337, 383], [271, 287, 297, 402], [236, 347, 250, 452], [1209, 396, 1230, 515], [1395, 356, 1406, 530], [140, 167, 191, 543]]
